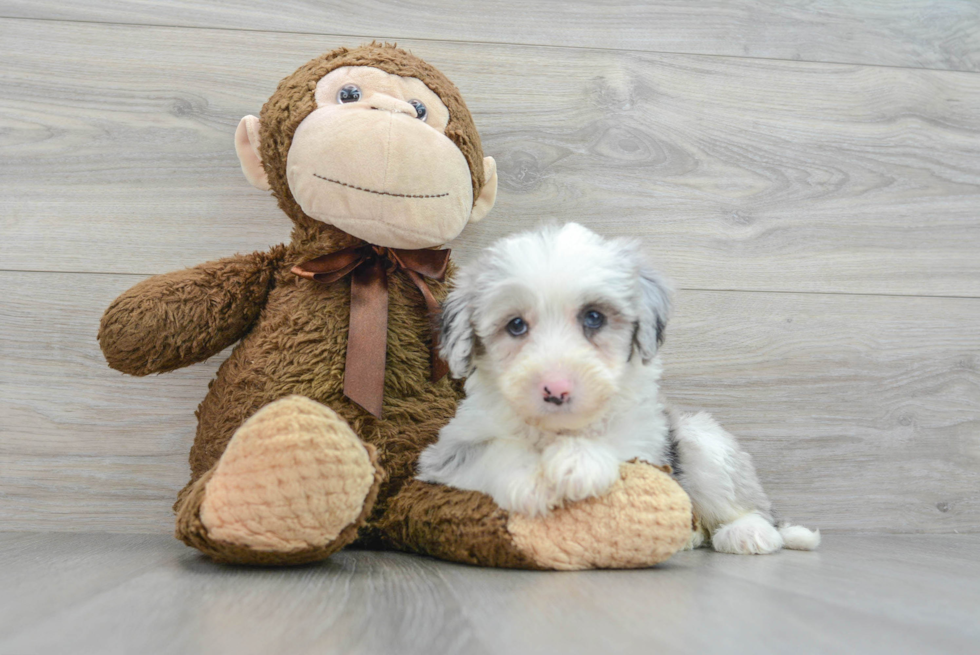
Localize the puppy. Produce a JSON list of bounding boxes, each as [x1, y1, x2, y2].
[[417, 223, 819, 555]]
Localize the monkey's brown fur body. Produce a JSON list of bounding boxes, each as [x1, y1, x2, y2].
[[99, 44, 693, 568]]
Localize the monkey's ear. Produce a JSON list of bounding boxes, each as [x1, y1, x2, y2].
[[469, 156, 497, 223], [235, 115, 271, 191]]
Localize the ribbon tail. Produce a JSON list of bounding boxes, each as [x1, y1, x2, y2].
[[402, 268, 450, 383], [430, 342, 450, 383], [344, 258, 389, 418]]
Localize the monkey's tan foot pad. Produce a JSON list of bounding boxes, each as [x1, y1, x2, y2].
[[507, 463, 694, 570], [178, 395, 383, 565], [381, 463, 693, 570]]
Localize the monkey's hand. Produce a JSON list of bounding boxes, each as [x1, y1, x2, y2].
[[98, 247, 285, 375]]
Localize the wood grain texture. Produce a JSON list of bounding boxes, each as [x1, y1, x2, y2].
[[2, 19, 980, 295], [665, 289, 980, 534], [2, 270, 977, 534], [2, 1, 979, 72], [0, 533, 978, 654], [0, 455, 190, 533], [1, 14, 979, 540]]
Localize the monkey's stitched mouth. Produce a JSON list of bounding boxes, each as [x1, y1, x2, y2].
[[314, 174, 449, 199]]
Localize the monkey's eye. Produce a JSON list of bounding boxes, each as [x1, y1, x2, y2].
[[408, 99, 427, 121], [582, 310, 606, 331], [506, 317, 528, 337], [337, 84, 362, 104]]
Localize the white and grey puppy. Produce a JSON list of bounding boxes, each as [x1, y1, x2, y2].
[[417, 223, 819, 555]]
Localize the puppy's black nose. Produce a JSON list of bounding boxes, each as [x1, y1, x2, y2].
[[543, 386, 570, 406]]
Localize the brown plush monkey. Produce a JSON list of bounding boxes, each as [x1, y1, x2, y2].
[[98, 43, 693, 568]]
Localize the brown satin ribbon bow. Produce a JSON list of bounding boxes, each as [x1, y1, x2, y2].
[[291, 245, 451, 418]]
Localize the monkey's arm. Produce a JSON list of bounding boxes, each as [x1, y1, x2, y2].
[[98, 246, 287, 376]]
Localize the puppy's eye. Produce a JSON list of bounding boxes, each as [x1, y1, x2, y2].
[[337, 84, 361, 103], [582, 310, 606, 331], [408, 99, 427, 121], [505, 317, 528, 337]]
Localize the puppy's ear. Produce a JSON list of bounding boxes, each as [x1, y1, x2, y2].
[[439, 283, 477, 378], [633, 266, 672, 364]]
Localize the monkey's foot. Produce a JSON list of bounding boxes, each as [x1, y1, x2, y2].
[[381, 462, 693, 570], [176, 395, 383, 565]]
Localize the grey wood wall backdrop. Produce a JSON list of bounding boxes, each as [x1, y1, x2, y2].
[[1, 2, 978, 535]]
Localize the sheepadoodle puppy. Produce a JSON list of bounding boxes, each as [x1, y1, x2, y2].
[[417, 223, 819, 555]]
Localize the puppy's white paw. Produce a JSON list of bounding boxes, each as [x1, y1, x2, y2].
[[542, 438, 620, 504], [501, 473, 558, 518], [711, 512, 784, 555]]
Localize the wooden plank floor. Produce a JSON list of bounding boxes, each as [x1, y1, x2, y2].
[[1, 2, 979, 536], [0, 532, 977, 655], [3, 1, 979, 72]]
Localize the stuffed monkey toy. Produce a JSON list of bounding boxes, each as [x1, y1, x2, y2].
[[98, 43, 693, 569]]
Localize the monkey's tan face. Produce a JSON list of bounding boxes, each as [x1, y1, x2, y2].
[[274, 67, 481, 248]]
